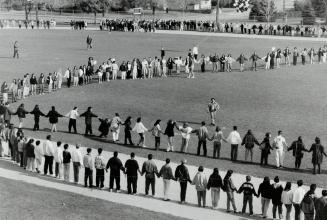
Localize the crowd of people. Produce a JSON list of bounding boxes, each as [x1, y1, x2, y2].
[[0, 19, 55, 29], [0, 131, 326, 220]]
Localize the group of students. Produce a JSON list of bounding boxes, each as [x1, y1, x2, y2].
[[0, 130, 326, 220]]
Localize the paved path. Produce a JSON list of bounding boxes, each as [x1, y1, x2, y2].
[[0, 140, 323, 220]]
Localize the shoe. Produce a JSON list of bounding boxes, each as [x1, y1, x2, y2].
[[116, 190, 121, 193]]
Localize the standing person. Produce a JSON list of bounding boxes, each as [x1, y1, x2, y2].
[[271, 176, 284, 220], [71, 144, 83, 184], [193, 45, 199, 60], [83, 148, 94, 188], [123, 116, 134, 145], [62, 144, 71, 182], [207, 168, 223, 209], [272, 130, 288, 169], [98, 118, 110, 138], [288, 136, 307, 169], [314, 190, 327, 220], [64, 67, 71, 88], [14, 103, 29, 129], [260, 132, 273, 165], [65, 107, 79, 134], [120, 61, 127, 80], [159, 158, 175, 201], [132, 117, 148, 148], [106, 151, 124, 192], [284, 47, 291, 66], [292, 180, 306, 220], [38, 73, 45, 94], [307, 137, 327, 174], [25, 139, 35, 172], [80, 107, 98, 136], [111, 59, 119, 80], [192, 166, 208, 207], [282, 182, 293, 220], [54, 141, 63, 179], [176, 122, 192, 153], [43, 135, 55, 176], [209, 126, 227, 159], [164, 119, 176, 152], [160, 47, 165, 59], [86, 35, 92, 49], [187, 55, 195, 79], [293, 47, 299, 66], [238, 175, 258, 216], [124, 152, 141, 194], [207, 98, 220, 126], [13, 41, 19, 58], [301, 184, 317, 220], [223, 170, 238, 213], [236, 53, 247, 72], [34, 140, 43, 173], [249, 51, 260, 71], [110, 113, 122, 143], [258, 177, 273, 219], [141, 154, 159, 196], [30, 105, 45, 131], [45, 106, 63, 132], [94, 148, 106, 189], [241, 129, 260, 163], [193, 121, 209, 157], [175, 159, 191, 203], [1, 82, 9, 104], [149, 119, 162, 150], [227, 126, 242, 161]]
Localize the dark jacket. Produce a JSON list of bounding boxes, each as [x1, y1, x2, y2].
[[207, 173, 223, 189], [242, 133, 260, 149], [106, 156, 124, 176], [238, 182, 257, 197], [46, 110, 63, 124], [301, 192, 315, 214], [174, 164, 191, 183], [260, 137, 273, 154], [271, 183, 284, 205], [288, 140, 306, 158], [26, 143, 35, 158], [308, 144, 327, 165], [15, 106, 29, 118], [98, 118, 110, 135], [258, 181, 273, 199], [80, 110, 98, 125], [30, 107, 45, 120]]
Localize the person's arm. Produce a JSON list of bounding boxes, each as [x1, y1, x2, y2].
[[105, 159, 110, 172], [80, 112, 86, 117]]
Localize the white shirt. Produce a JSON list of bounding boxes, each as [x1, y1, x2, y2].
[[43, 140, 55, 157], [227, 131, 242, 145], [292, 186, 306, 204], [282, 190, 294, 205], [66, 109, 79, 119], [112, 63, 119, 72], [273, 135, 287, 150], [132, 122, 148, 134], [34, 143, 44, 160], [54, 147, 63, 163], [193, 47, 198, 55], [179, 126, 192, 139], [71, 148, 83, 165]]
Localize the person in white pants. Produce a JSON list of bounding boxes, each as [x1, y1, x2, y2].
[[111, 113, 122, 142], [159, 158, 175, 201], [273, 130, 288, 168]]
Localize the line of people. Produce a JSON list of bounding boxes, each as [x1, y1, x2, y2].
[[0, 132, 326, 220]]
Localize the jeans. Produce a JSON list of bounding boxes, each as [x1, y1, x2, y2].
[[68, 119, 77, 133], [84, 168, 93, 187], [180, 181, 187, 202], [85, 124, 92, 135], [242, 194, 253, 214], [155, 137, 160, 150], [260, 151, 269, 165], [96, 169, 105, 188], [127, 176, 137, 194], [261, 197, 271, 217], [293, 204, 302, 220], [63, 163, 70, 181], [213, 141, 221, 158], [145, 177, 155, 195], [26, 157, 35, 171], [109, 175, 120, 190], [124, 131, 133, 145], [303, 214, 314, 220], [211, 187, 220, 208], [245, 148, 253, 162], [285, 204, 292, 220], [226, 191, 237, 211], [33, 118, 40, 131], [197, 140, 207, 156], [44, 155, 53, 175], [55, 162, 62, 178], [180, 138, 190, 153], [231, 144, 238, 161], [197, 190, 206, 207], [73, 162, 80, 183], [273, 203, 283, 219]]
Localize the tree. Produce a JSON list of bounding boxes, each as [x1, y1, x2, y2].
[[249, 0, 277, 22], [302, 1, 316, 25], [23, 0, 33, 21], [311, 0, 327, 23], [78, 0, 111, 22]]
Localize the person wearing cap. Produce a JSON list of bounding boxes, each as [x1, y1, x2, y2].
[[65, 107, 79, 134], [71, 144, 83, 184], [80, 107, 98, 136], [207, 168, 223, 209], [176, 122, 192, 153], [272, 130, 288, 169], [207, 98, 220, 126], [238, 175, 258, 216], [307, 137, 327, 174], [192, 166, 208, 207], [111, 59, 119, 80], [314, 190, 327, 220], [175, 159, 191, 203], [292, 180, 306, 220], [141, 154, 159, 196], [159, 158, 175, 201], [271, 176, 284, 220]]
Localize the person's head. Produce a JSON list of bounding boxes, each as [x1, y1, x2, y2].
[[130, 152, 135, 158], [233, 126, 237, 131], [278, 130, 282, 135], [73, 106, 77, 110], [181, 159, 187, 165], [263, 176, 270, 183], [211, 98, 215, 102], [265, 132, 271, 138], [201, 121, 205, 126], [246, 175, 251, 182], [87, 107, 92, 111], [76, 144, 80, 149], [315, 137, 320, 144], [274, 176, 279, 183], [51, 106, 55, 111], [213, 168, 219, 175], [137, 117, 141, 123], [113, 151, 118, 157], [166, 158, 170, 164], [297, 136, 302, 143], [46, 135, 51, 140], [28, 139, 34, 144], [154, 119, 161, 126], [57, 141, 62, 147], [322, 190, 327, 197], [284, 182, 292, 191], [198, 166, 204, 172], [36, 140, 40, 146], [310, 184, 317, 193], [115, 113, 119, 117], [297, 180, 303, 187], [148, 154, 153, 160], [216, 126, 221, 132], [247, 129, 252, 135], [64, 144, 69, 150], [183, 122, 188, 128], [87, 148, 92, 154], [98, 148, 103, 155]]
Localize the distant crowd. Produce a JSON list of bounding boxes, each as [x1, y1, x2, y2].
[[0, 19, 56, 29]]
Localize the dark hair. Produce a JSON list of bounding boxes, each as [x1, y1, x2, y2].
[[98, 148, 103, 154], [148, 154, 153, 160], [274, 176, 279, 183], [246, 175, 251, 181], [154, 119, 161, 126], [201, 121, 205, 126], [137, 117, 141, 123], [233, 126, 237, 130], [198, 166, 204, 172], [284, 182, 292, 191], [87, 148, 92, 153], [36, 140, 40, 145], [64, 144, 69, 150], [166, 158, 170, 164], [297, 180, 303, 187], [322, 190, 327, 196], [46, 135, 51, 140], [57, 141, 62, 147], [310, 184, 317, 192], [114, 151, 118, 157], [224, 170, 233, 179], [278, 130, 282, 135], [130, 152, 135, 158]]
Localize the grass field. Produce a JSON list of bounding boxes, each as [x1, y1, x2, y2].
[[0, 177, 187, 220], [0, 29, 327, 189]]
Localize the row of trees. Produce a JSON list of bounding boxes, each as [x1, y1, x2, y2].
[[300, 0, 327, 24]]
